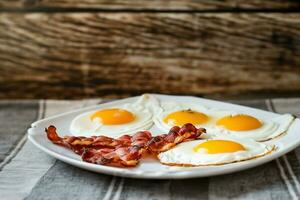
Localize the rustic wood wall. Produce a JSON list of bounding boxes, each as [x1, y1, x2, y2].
[[0, 0, 300, 99]]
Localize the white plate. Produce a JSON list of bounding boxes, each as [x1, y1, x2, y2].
[[28, 94, 300, 179]]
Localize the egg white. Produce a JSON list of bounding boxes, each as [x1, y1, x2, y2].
[[153, 101, 213, 131], [153, 103, 240, 136], [70, 94, 161, 138], [210, 113, 294, 142], [153, 101, 295, 142], [158, 136, 274, 166]]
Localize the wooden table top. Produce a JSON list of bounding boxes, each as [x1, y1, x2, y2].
[[0, 0, 299, 99]]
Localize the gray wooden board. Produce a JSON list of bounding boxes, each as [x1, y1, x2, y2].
[[25, 161, 113, 200], [0, 101, 38, 164]]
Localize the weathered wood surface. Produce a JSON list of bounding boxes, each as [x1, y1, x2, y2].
[[1, 0, 300, 10], [0, 13, 299, 99]]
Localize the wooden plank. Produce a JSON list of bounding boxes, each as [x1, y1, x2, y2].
[[0, 13, 299, 99], [0, 100, 101, 199], [0, 101, 38, 163], [119, 178, 209, 200], [25, 161, 114, 200], [1, 0, 300, 10], [272, 98, 300, 197], [272, 98, 300, 117]]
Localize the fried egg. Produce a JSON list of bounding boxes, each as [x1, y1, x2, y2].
[[153, 102, 212, 130], [158, 136, 274, 166], [153, 101, 294, 141], [153, 102, 240, 137], [214, 113, 294, 141], [70, 94, 161, 138]]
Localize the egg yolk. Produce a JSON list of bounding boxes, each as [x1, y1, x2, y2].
[[163, 110, 209, 126], [91, 108, 135, 125], [194, 140, 246, 154], [217, 114, 262, 131]]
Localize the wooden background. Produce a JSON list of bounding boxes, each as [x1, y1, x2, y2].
[[0, 0, 300, 99]]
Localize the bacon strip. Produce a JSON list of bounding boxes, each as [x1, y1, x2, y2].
[[82, 131, 151, 167], [46, 126, 134, 154], [45, 123, 206, 167], [147, 123, 206, 153], [82, 146, 143, 167]]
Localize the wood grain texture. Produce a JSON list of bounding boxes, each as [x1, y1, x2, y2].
[[1, 0, 300, 10], [0, 101, 38, 162], [0, 13, 300, 99]]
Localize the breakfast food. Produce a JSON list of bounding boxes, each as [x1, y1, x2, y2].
[[45, 94, 296, 169], [46, 125, 150, 155], [153, 101, 294, 141], [153, 102, 210, 130], [214, 113, 294, 141], [147, 123, 205, 154], [158, 136, 275, 166], [70, 94, 161, 138], [46, 123, 205, 167]]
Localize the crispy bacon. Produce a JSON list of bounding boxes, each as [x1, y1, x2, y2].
[[45, 123, 206, 167], [147, 123, 206, 153], [81, 131, 152, 167], [82, 146, 143, 167], [131, 131, 152, 148], [46, 125, 133, 154]]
